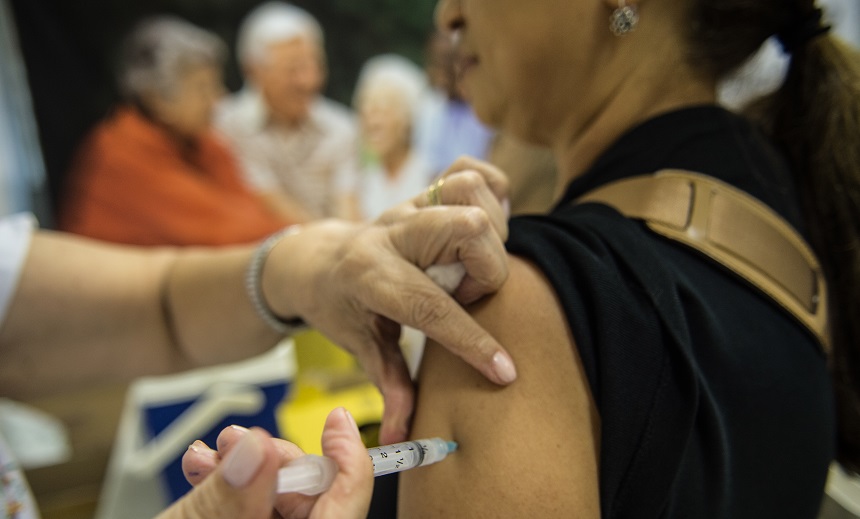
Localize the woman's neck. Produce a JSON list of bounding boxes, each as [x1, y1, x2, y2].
[[551, 55, 717, 198]]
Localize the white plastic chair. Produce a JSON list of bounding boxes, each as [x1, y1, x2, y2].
[[826, 464, 860, 518], [95, 340, 297, 519]]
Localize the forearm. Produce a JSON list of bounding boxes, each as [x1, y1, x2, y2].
[[0, 231, 183, 398], [164, 245, 282, 367], [0, 231, 280, 399]]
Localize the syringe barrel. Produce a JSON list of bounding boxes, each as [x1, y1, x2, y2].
[[276, 454, 337, 495], [368, 437, 451, 477], [277, 437, 456, 494]]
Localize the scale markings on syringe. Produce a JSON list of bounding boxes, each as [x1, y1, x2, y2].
[[278, 438, 457, 495]]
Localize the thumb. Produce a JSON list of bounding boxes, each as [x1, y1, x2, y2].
[[156, 428, 280, 519], [309, 408, 374, 519]]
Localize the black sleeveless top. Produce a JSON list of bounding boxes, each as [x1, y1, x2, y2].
[[506, 106, 835, 518]]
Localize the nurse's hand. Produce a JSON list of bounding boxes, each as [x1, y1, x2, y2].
[[263, 157, 515, 443], [161, 408, 372, 519]]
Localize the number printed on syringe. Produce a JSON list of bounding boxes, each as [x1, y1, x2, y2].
[[277, 437, 457, 495], [369, 440, 428, 476]]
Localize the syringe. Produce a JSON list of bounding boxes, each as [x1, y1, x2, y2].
[[277, 437, 458, 495]]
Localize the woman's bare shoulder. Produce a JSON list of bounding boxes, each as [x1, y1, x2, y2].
[[399, 254, 601, 518]]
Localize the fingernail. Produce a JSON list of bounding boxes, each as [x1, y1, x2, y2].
[[343, 408, 361, 440], [492, 351, 517, 384], [502, 198, 511, 218], [230, 425, 249, 433], [222, 431, 265, 488], [188, 440, 216, 457]]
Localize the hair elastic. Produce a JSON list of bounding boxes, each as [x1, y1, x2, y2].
[[776, 8, 831, 55]]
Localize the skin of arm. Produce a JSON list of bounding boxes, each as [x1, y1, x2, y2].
[[0, 231, 280, 400], [399, 255, 601, 518], [0, 162, 514, 434]]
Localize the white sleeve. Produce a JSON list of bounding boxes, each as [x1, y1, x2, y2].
[[0, 212, 36, 327]]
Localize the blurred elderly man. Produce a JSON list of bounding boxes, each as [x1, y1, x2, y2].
[[216, 2, 360, 222], [59, 16, 287, 246]]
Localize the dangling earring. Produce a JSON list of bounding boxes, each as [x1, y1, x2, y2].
[[610, 0, 639, 36]]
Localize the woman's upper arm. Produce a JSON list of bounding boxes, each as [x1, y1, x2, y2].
[[399, 255, 601, 518]]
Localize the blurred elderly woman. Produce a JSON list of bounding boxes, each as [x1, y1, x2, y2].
[[59, 16, 287, 246], [353, 54, 434, 221]]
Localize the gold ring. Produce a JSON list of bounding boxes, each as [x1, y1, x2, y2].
[[427, 177, 445, 206]]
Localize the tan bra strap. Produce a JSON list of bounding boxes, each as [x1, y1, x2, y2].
[[576, 169, 831, 354]]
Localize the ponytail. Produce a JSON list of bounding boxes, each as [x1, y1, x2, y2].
[[689, 0, 860, 474], [757, 32, 860, 474]]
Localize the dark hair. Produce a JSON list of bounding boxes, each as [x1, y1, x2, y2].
[[688, 0, 860, 474]]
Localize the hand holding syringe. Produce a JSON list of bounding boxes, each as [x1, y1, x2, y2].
[[278, 264, 465, 496], [277, 437, 458, 495], [277, 265, 464, 495]]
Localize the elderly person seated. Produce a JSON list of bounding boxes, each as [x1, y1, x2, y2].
[[58, 16, 287, 247], [216, 2, 360, 222], [353, 55, 434, 221]]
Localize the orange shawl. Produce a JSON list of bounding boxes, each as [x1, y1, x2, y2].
[[59, 107, 288, 246]]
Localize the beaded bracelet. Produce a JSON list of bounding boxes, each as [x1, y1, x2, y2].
[[245, 226, 307, 335]]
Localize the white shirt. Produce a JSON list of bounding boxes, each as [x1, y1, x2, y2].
[[358, 152, 434, 221], [0, 213, 40, 519], [216, 88, 359, 219], [0, 213, 34, 328]]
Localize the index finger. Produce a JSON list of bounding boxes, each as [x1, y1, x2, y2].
[[360, 262, 516, 386], [377, 208, 516, 385]]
